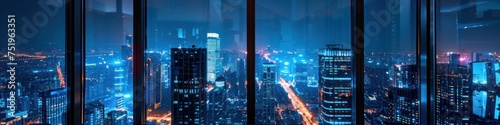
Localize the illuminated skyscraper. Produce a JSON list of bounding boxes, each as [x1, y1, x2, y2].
[[391, 65, 418, 124], [38, 88, 67, 125], [470, 61, 500, 124], [436, 64, 471, 124], [207, 33, 221, 82], [84, 101, 105, 125], [105, 110, 127, 125], [318, 44, 352, 124], [207, 76, 227, 125], [171, 46, 207, 125], [146, 52, 163, 111], [256, 62, 277, 124]]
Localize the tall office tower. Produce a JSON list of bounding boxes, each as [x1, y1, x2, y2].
[[470, 62, 500, 124], [237, 58, 247, 98], [390, 65, 419, 124], [207, 33, 221, 82], [105, 110, 127, 125], [113, 61, 126, 110], [161, 64, 170, 87], [171, 46, 207, 125], [449, 54, 461, 65], [146, 52, 163, 111], [84, 101, 105, 125], [256, 62, 277, 124], [207, 76, 227, 125], [38, 88, 67, 125], [471, 52, 482, 62], [295, 63, 308, 92], [318, 44, 352, 125], [436, 64, 471, 124]]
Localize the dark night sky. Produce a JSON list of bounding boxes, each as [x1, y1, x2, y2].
[[1, 0, 499, 52], [0, 0, 67, 50]]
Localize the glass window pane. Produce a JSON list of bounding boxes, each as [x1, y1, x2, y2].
[[146, 0, 247, 124], [85, 0, 133, 124], [255, 0, 353, 124], [0, 0, 67, 124], [436, 0, 500, 124], [363, 0, 418, 124]]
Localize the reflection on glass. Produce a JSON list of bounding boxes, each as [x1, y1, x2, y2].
[[0, 0, 67, 124], [84, 0, 133, 124], [363, 0, 417, 124], [146, 0, 247, 124], [436, 0, 500, 124], [255, 0, 352, 124]]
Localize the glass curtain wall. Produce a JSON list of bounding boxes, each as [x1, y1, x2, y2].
[[435, 0, 500, 124], [84, 0, 134, 124], [0, 0, 68, 124], [145, 0, 248, 124], [255, 0, 353, 124]]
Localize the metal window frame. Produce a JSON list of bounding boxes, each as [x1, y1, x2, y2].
[[417, 0, 435, 124], [64, 0, 437, 124], [133, 0, 147, 124], [247, 0, 256, 124], [352, 0, 365, 124], [65, 0, 85, 124]]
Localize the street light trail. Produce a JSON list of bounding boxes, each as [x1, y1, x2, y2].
[[279, 77, 318, 125], [56, 65, 66, 88]]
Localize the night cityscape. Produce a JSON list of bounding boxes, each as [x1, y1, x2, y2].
[[1, 0, 500, 125]]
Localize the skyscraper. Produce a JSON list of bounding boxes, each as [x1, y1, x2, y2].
[[171, 46, 207, 125], [436, 63, 471, 124], [105, 110, 127, 125], [318, 44, 352, 124], [84, 101, 105, 125], [207, 33, 221, 82], [38, 88, 67, 125], [449, 54, 461, 65], [146, 52, 163, 111], [470, 61, 500, 124], [391, 65, 418, 124], [256, 62, 277, 124], [207, 76, 227, 125]]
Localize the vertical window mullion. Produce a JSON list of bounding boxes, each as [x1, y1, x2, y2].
[[247, 0, 256, 124], [65, 0, 85, 124], [133, 0, 147, 124], [351, 0, 364, 124], [417, 0, 435, 124]]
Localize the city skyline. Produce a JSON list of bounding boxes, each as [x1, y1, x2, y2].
[[2, 0, 500, 125]]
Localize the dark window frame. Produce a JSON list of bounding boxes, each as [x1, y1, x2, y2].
[[64, 0, 436, 124]]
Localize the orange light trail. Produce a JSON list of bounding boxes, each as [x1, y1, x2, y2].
[[276, 107, 284, 120], [207, 84, 215, 92], [147, 112, 172, 125], [56, 65, 66, 88], [279, 77, 318, 125], [263, 53, 276, 63]]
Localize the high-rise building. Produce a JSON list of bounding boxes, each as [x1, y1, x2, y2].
[[146, 52, 163, 111], [470, 61, 500, 124], [391, 65, 418, 124], [436, 64, 471, 124], [105, 110, 127, 125], [449, 54, 461, 65], [84, 101, 105, 125], [236, 58, 247, 98], [207, 33, 221, 82], [171, 46, 207, 125], [38, 88, 67, 125], [207, 76, 227, 125], [256, 62, 277, 124], [318, 44, 352, 124]]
